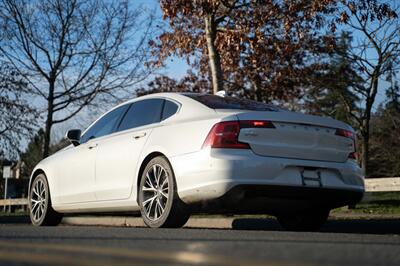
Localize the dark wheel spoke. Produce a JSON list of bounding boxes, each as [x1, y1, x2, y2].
[[29, 174, 63, 227], [141, 163, 169, 221], [30, 179, 47, 223], [139, 157, 190, 228]]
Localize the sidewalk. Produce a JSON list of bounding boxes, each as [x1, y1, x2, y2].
[[61, 212, 400, 229], [62, 216, 235, 228], [1, 212, 399, 228]]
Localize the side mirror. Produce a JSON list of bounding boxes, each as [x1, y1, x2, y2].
[[66, 129, 81, 146]]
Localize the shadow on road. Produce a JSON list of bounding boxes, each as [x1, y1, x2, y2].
[[0, 216, 30, 224], [231, 217, 400, 235], [1, 215, 400, 235]]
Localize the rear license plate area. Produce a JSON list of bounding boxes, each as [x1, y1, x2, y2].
[[301, 167, 322, 187]]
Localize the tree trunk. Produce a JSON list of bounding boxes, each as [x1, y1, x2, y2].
[[360, 71, 379, 176], [205, 15, 223, 95], [43, 82, 55, 158], [361, 128, 369, 176], [360, 110, 371, 176], [251, 75, 263, 102]]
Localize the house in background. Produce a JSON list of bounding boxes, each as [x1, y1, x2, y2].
[[2, 160, 29, 199]]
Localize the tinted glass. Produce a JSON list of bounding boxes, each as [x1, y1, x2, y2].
[[118, 99, 163, 131], [162, 100, 179, 120], [184, 94, 281, 112], [80, 105, 129, 143]]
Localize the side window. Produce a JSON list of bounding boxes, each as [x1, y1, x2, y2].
[[162, 100, 179, 120], [117, 99, 163, 132], [80, 105, 129, 143]]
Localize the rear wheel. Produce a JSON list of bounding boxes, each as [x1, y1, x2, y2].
[[139, 156, 190, 228], [29, 174, 63, 226], [276, 209, 330, 231]]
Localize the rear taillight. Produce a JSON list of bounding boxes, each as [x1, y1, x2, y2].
[[335, 128, 355, 139], [202, 120, 275, 149], [335, 128, 357, 160], [202, 121, 250, 149], [348, 151, 357, 160]]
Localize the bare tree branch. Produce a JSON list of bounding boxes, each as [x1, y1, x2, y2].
[[0, 0, 155, 157]]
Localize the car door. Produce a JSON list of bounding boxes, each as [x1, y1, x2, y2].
[[94, 98, 164, 201], [55, 105, 128, 204]]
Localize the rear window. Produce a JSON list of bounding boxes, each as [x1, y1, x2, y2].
[[162, 100, 179, 120], [183, 94, 281, 112], [117, 99, 163, 131]]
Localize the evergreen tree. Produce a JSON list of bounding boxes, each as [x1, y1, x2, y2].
[[368, 67, 400, 177], [20, 129, 45, 177], [305, 32, 361, 126], [385, 63, 400, 112], [20, 129, 69, 177], [368, 105, 400, 177]]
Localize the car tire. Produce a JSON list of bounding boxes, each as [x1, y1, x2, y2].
[[139, 156, 190, 228], [29, 174, 63, 226], [276, 209, 330, 231]]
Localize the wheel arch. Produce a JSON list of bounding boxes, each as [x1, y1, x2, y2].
[[29, 169, 46, 191], [136, 151, 172, 202], [28, 168, 55, 204]]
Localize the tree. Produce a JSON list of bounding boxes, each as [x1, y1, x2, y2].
[[337, 0, 399, 173], [0, 0, 155, 157], [368, 102, 400, 177], [0, 61, 37, 159], [20, 129, 45, 178], [385, 62, 400, 112], [136, 75, 179, 96], [20, 129, 69, 177], [136, 71, 210, 96], [368, 65, 400, 177], [305, 32, 361, 126], [154, 0, 338, 99]]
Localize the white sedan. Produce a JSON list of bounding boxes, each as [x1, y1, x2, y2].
[[28, 93, 364, 230]]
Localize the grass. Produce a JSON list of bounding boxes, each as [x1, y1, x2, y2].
[[0, 209, 28, 217], [333, 192, 400, 215]]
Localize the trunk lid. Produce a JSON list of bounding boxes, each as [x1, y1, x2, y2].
[[230, 110, 355, 163]]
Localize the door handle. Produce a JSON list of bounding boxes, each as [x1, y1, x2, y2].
[[88, 143, 98, 149], [133, 132, 146, 139]]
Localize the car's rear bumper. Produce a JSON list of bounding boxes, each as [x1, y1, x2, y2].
[[170, 148, 364, 211]]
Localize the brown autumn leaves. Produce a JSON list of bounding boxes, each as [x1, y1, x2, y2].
[[150, 0, 396, 102]]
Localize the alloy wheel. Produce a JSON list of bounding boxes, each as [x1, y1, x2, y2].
[[142, 164, 169, 221], [30, 178, 47, 223]]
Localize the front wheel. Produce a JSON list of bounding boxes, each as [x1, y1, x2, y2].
[[276, 209, 330, 231], [29, 174, 63, 226], [138, 156, 190, 228]]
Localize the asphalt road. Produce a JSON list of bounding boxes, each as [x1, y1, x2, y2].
[[0, 218, 400, 266]]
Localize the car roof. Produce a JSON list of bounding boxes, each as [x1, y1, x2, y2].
[[123, 92, 198, 104], [117, 92, 213, 112]]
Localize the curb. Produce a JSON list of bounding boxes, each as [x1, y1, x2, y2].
[[62, 216, 236, 228], [61, 213, 400, 229], [2, 214, 399, 228], [330, 212, 400, 219]]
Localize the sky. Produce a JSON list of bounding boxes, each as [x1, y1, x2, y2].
[[14, 0, 396, 151], [51, 0, 189, 142], [134, 0, 390, 109], [50, 0, 189, 138], [137, 0, 189, 79], [52, 0, 394, 140]]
